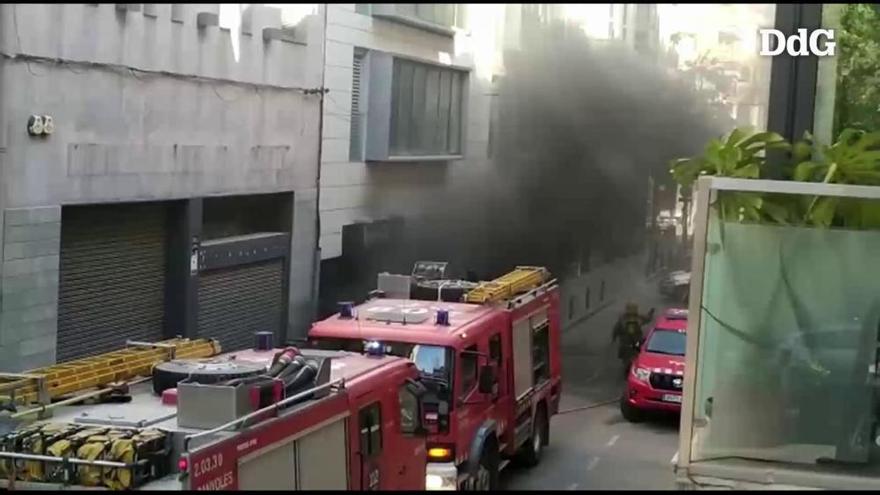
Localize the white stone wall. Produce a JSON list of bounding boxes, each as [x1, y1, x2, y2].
[[0, 4, 323, 207]]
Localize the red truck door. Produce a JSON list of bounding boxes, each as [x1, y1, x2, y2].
[[392, 379, 428, 488], [357, 402, 384, 490], [356, 376, 426, 491], [488, 330, 513, 439], [456, 333, 508, 461]]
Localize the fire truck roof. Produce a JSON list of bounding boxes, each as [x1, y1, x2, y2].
[[226, 348, 412, 384], [45, 349, 410, 435], [310, 298, 496, 346]]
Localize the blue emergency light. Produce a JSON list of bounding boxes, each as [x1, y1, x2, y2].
[[365, 340, 385, 356], [436, 309, 450, 326], [338, 302, 354, 319]]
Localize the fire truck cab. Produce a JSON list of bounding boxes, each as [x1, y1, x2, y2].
[[309, 265, 562, 490]]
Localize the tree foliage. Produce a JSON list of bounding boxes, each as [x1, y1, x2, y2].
[[834, 4, 880, 135]]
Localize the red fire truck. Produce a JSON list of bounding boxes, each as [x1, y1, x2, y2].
[[309, 265, 563, 490], [0, 342, 429, 490]]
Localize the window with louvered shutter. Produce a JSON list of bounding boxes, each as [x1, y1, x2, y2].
[[389, 58, 465, 157]]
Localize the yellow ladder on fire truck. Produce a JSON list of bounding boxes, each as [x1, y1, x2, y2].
[[0, 338, 221, 406], [465, 266, 550, 304]]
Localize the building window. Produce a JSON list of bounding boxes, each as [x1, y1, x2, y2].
[[414, 4, 456, 27], [389, 58, 465, 157], [585, 288, 591, 310], [365, 4, 459, 34]]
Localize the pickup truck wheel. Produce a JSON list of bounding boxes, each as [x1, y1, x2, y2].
[[473, 441, 499, 491], [517, 406, 548, 467], [620, 396, 645, 423]]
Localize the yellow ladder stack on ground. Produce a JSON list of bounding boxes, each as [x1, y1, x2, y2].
[[0, 338, 221, 406], [465, 266, 550, 304]]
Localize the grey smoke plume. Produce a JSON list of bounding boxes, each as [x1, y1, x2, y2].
[[320, 20, 724, 311]]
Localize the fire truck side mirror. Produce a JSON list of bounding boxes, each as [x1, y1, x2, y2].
[[478, 365, 496, 395]]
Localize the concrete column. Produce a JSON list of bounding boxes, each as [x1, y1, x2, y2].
[[165, 198, 202, 339], [288, 189, 318, 341]]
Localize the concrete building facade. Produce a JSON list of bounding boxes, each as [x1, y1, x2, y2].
[[0, 3, 325, 370], [316, 3, 514, 314]]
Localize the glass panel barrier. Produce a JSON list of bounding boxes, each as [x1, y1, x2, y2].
[[691, 190, 880, 477]]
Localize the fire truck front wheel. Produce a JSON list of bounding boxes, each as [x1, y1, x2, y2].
[[517, 405, 549, 468], [620, 396, 645, 423], [473, 439, 500, 490]]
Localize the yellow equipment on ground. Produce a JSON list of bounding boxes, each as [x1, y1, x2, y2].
[[0, 338, 221, 407], [465, 266, 550, 304]]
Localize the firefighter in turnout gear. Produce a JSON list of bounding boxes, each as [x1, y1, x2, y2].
[[612, 303, 655, 374]]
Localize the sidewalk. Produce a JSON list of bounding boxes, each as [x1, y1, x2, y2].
[[560, 251, 663, 332]]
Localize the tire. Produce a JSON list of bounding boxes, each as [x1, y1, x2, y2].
[[412, 280, 478, 302], [620, 395, 646, 423], [517, 406, 549, 468], [152, 360, 266, 395], [473, 439, 500, 491]]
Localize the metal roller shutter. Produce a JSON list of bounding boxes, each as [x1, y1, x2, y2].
[[58, 203, 169, 361], [197, 259, 284, 352]]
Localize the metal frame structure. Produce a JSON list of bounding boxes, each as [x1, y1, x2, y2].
[[675, 176, 880, 489], [765, 4, 823, 179]]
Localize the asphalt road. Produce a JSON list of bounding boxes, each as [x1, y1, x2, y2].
[[502, 275, 681, 490]]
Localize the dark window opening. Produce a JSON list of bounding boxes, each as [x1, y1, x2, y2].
[[202, 193, 291, 240], [488, 334, 502, 365], [359, 402, 383, 456], [459, 345, 478, 398], [533, 323, 551, 384]]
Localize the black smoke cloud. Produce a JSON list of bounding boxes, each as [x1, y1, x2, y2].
[[320, 21, 723, 311]]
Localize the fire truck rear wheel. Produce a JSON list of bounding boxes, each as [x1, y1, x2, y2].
[[517, 406, 548, 467]]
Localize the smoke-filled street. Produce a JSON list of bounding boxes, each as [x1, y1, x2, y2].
[[502, 274, 680, 490]]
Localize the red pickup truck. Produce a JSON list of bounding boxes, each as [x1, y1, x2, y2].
[[621, 308, 687, 422]]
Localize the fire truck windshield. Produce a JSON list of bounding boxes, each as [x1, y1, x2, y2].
[[311, 337, 452, 390], [384, 342, 452, 390], [410, 345, 451, 382]]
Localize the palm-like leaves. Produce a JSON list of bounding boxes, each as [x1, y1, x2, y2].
[[670, 127, 880, 229], [794, 129, 880, 227], [670, 127, 789, 222]]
